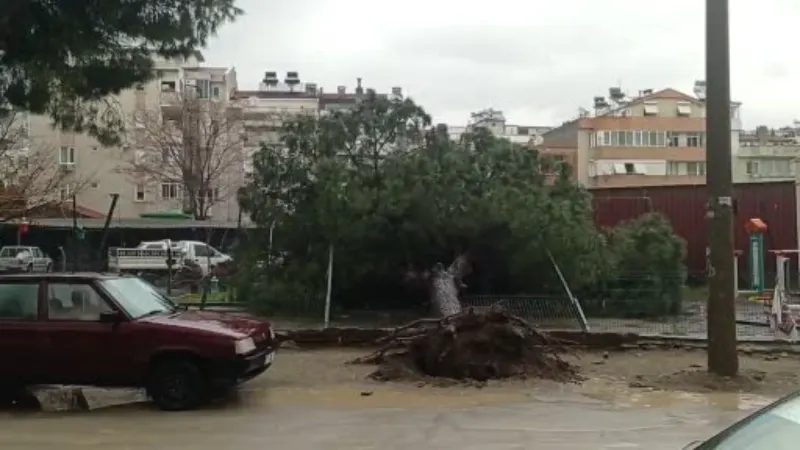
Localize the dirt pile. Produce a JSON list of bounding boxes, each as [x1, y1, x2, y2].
[[349, 306, 581, 384]]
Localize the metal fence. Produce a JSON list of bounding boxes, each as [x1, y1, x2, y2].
[[148, 268, 780, 340], [167, 287, 778, 339]]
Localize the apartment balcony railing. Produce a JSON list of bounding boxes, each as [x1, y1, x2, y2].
[[737, 144, 800, 159]]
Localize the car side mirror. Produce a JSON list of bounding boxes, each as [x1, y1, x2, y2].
[[99, 311, 122, 323]]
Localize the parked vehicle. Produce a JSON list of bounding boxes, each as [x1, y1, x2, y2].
[[684, 390, 800, 449], [0, 272, 275, 411], [108, 240, 232, 275], [0, 246, 53, 273]]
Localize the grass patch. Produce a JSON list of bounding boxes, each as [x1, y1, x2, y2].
[[175, 291, 232, 304]]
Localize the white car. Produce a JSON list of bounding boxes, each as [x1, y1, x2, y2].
[[685, 390, 799, 449], [0, 246, 53, 272]]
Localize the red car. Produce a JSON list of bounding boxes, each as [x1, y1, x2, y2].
[[0, 273, 275, 411]]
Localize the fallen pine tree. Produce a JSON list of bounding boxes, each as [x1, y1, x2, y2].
[[349, 305, 582, 383]]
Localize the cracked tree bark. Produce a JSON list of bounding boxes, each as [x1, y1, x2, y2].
[[429, 253, 470, 317]]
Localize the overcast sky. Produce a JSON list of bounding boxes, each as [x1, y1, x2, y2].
[[204, 0, 800, 129]]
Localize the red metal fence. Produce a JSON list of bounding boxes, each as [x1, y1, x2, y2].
[[591, 182, 797, 281]]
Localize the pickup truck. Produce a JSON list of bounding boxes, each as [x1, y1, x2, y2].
[[0, 272, 276, 411], [0, 246, 53, 273], [108, 240, 233, 275]]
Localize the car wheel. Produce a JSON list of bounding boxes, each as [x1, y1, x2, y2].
[[25, 264, 32, 273], [147, 359, 207, 411]]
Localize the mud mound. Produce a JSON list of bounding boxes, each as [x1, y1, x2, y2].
[[630, 368, 769, 393], [349, 307, 581, 384]]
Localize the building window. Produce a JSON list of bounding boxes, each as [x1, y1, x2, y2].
[[667, 132, 680, 147], [195, 79, 211, 99], [624, 163, 635, 174], [212, 85, 221, 99], [686, 133, 701, 147], [198, 188, 218, 202], [134, 184, 146, 202], [643, 102, 659, 116], [160, 183, 182, 199], [59, 184, 72, 201], [677, 102, 692, 116], [687, 162, 707, 176], [59, 146, 75, 164], [746, 161, 760, 175], [667, 162, 681, 175]]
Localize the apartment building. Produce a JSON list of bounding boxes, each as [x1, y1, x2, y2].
[[318, 78, 402, 113], [22, 64, 404, 220], [448, 109, 552, 146], [232, 71, 320, 177], [734, 124, 800, 183], [541, 82, 743, 188], [24, 55, 243, 220]]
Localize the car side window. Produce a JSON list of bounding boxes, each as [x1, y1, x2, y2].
[[33, 249, 42, 258], [145, 244, 162, 250], [47, 283, 112, 321], [193, 244, 211, 258], [0, 282, 39, 320]]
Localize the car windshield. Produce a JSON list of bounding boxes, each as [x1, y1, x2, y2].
[[698, 393, 800, 450], [0, 247, 27, 257], [100, 277, 176, 319]]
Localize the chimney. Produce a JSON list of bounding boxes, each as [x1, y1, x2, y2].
[[337, 85, 346, 94], [355, 78, 364, 95]]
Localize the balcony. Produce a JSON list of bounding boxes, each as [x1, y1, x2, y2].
[[159, 91, 182, 118], [736, 144, 800, 159]]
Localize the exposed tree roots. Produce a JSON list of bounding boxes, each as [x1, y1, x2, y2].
[[349, 306, 582, 384]]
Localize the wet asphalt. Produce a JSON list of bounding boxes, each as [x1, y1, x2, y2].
[[0, 381, 756, 450]]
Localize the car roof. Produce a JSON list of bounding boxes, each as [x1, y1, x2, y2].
[[0, 272, 124, 281]]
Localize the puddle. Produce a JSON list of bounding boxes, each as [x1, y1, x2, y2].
[[582, 387, 775, 411], [236, 383, 545, 410]]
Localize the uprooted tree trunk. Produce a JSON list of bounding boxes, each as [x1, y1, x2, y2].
[[429, 252, 470, 317], [349, 306, 581, 384]]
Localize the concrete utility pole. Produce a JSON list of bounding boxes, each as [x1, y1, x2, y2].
[[705, 0, 739, 376]]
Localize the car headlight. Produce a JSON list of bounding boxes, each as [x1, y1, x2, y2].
[[234, 337, 256, 355]]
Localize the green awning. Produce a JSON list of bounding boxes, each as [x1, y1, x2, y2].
[[139, 210, 193, 220]]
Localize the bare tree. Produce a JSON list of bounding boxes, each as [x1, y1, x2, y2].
[[121, 93, 245, 220], [0, 109, 83, 220]]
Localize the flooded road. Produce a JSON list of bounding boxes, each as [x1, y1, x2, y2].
[[0, 349, 788, 449]]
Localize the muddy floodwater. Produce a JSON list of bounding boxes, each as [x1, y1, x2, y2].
[[1, 348, 797, 450]]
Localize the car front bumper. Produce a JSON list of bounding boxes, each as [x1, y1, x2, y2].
[[209, 347, 275, 388]]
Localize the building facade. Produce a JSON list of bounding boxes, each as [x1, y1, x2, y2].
[[734, 124, 800, 183], [22, 65, 403, 220], [541, 83, 743, 188], [232, 71, 320, 177], [448, 109, 552, 146], [24, 55, 243, 220]]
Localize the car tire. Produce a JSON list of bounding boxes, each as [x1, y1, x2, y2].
[[25, 264, 32, 273], [146, 359, 207, 411]]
